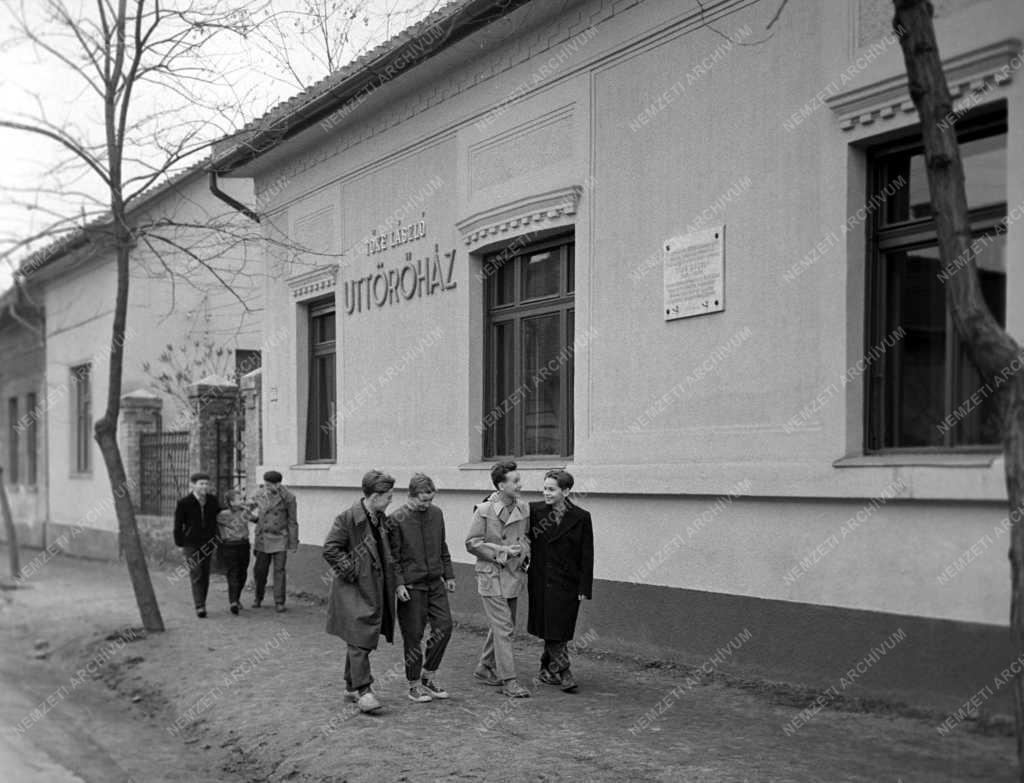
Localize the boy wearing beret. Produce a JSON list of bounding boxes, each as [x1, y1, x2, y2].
[[250, 470, 298, 612]]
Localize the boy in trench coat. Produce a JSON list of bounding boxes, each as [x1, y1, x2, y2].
[[323, 470, 398, 714], [527, 469, 594, 692], [466, 460, 531, 698]]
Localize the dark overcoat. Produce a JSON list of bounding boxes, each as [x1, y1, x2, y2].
[[173, 493, 221, 548], [526, 500, 594, 642], [323, 499, 396, 649]]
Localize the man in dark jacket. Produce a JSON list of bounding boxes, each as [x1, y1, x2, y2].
[[323, 469, 397, 714], [527, 469, 594, 692], [173, 472, 221, 618], [387, 473, 455, 704]]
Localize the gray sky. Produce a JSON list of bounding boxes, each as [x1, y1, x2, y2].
[[0, 0, 444, 292]]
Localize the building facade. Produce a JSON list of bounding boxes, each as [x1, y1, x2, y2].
[[21, 169, 263, 559], [213, 0, 1024, 708]]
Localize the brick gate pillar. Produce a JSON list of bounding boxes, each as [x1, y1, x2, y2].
[[187, 376, 239, 498], [118, 389, 163, 510]]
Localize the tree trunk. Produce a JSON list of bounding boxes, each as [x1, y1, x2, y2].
[[93, 236, 164, 633], [893, 1, 1024, 776], [0, 466, 19, 580]]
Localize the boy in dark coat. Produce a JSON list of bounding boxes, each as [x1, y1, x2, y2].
[[527, 469, 594, 692], [173, 472, 221, 618], [323, 470, 397, 714], [388, 473, 456, 703]]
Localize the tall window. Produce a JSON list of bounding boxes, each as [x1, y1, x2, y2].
[[73, 363, 92, 472], [26, 392, 37, 486], [866, 113, 1007, 451], [305, 300, 336, 462], [483, 235, 574, 458], [7, 397, 18, 484]]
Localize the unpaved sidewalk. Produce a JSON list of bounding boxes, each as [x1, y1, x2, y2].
[[1, 551, 1016, 782]]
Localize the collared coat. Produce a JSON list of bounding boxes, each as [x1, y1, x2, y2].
[[466, 492, 530, 598], [323, 499, 396, 649], [251, 484, 298, 553], [526, 500, 594, 642], [172, 493, 221, 548]]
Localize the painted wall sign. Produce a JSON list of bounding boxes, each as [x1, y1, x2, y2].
[[343, 243, 457, 315], [663, 225, 725, 321], [366, 220, 427, 255]]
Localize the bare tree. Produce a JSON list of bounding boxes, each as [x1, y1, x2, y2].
[[243, 0, 445, 93], [891, 1, 1024, 775], [0, 0, 273, 632]]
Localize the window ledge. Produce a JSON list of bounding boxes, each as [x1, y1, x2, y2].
[[289, 463, 334, 470], [458, 459, 574, 471], [833, 453, 999, 468]]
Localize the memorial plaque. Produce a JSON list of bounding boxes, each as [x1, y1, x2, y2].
[[663, 225, 725, 321]]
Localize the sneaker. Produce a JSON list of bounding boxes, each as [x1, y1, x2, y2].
[[420, 679, 449, 699], [407, 684, 433, 703], [499, 679, 530, 698], [537, 669, 562, 686], [357, 690, 383, 713], [473, 666, 502, 686], [196, 608, 207, 618], [275, 604, 287, 613], [229, 603, 240, 615], [559, 670, 579, 692], [252, 599, 262, 609]]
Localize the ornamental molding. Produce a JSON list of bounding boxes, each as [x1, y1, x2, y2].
[[288, 263, 339, 299], [455, 185, 582, 253], [826, 38, 1021, 131]]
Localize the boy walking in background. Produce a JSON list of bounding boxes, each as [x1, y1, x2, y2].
[[216, 489, 255, 615], [173, 472, 220, 618], [388, 473, 455, 703], [251, 470, 298, 612]]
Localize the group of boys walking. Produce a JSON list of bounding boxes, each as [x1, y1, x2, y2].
[[174, 460, 594, 716], [172, 470, 298, 617], [324, 460, 594, 714]]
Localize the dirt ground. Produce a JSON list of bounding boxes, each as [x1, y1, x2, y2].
[[0, 549, 1016, 782]]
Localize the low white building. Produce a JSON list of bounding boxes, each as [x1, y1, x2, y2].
[[20, 167, 263, 559], [211, 0, 1024, 708]]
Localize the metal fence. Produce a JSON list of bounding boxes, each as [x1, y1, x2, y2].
[[139, 431, 189, 516]]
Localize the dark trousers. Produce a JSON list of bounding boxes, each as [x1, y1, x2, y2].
[[253, 550, 287, 605], [345, 644, 374, 692], [181, 543, 215, 610], [397, 581, 453, 682], [541, 640, 571, 675], [221, 541, 250, 605]]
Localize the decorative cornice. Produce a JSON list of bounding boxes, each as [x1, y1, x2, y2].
[[288, 263, 339, 299], [455, 185, 582, 252], [826, 38, 1021, 131]]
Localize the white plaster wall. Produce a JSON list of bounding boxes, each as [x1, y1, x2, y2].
[[243, 0, 1022, 625], [44, 173, 262, 532]]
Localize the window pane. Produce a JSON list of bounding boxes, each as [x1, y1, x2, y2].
[[882, 247, 946, 448], [26, 392, 37, 485], [567, 245, 574, 293], [316, 312, 336, 343], [307, 353, 336, 460], [952, 241, 1006, 446], [494, 258, 515, 306], [522, 314, 562, 455], [887, 133, 1006, 223], [522, 250, 560, 300], [487, 320, 515, 456], [8, 397, 18, 484]]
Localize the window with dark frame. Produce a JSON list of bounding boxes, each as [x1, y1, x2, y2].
[[73, 363, 92, 473], [26, 392, 37, 486], [483, 235, 574, 459], [305, 299, 337, 462], [7, 397, 18, 484], [865, 112, 1007, 452]]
